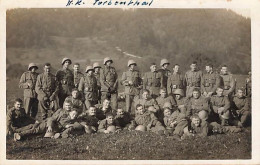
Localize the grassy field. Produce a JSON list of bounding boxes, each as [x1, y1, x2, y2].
[[6, 75, 251, 160]]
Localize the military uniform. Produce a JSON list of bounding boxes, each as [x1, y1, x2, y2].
[[56, 68, 74, 108], [35, 72, 59, 119], [185, 70, 203, 97], [78, 75, 98, 109], [157, 68, 171, 91], [245, 76, 251, 97], [188, 120, 209, 137], [19, 71, 39, 118], [156, 95, 176, 121], [73, 71, 84, 88], [231, 96, 251, 126], [98, 119, 121, 133], [143, 71, 163, 98], [64, 96, 85, 115], [6, 107, 35, 135], [210, 95, 230, 125], [132, 111, 165, 133], [201, 71, 221, 96], [167, 72, 185, 95], [95, 104, 113, 120], [114, 112, 133, 129], [93, 72, 101, 104], [220, 73, 236, 97], [186, 96, 209, 119], [134, 98, 160, 114], [121, 70, 142, 114], [100, 66, 118, 111], [175, 97, 188, 114], [164, 110, 187, 136]]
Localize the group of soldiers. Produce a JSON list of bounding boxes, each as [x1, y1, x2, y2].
[[7, 57, 251, 140]]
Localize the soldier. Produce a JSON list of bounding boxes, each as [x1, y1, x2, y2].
[[173, 89, 187, 114], [134, 89, 160, 115], [100, 57, 118, 111], [185, 61, 203, 98], [219, 65, 236, 98], [64, 88, 85, 116], [56, 58, 74, 108], [186, 88, 209, 121], [78, 66, 98, 110], [167, 64, 185, 96], [6, 98, 36, 136], [231, 88, 251, 127], [35, 63, 59, 120], [143, 63, 163, 98], [201, 64, 221, 98], [210, 87, 231, 126], [245, 71, 251, 98], [157, 59, 171, 91], [121, 60, 142, 114], [19, 63, 39, 118], [96, 99, 113, 120], [73, 63, 84, 88], [93, 62, 102, 104]]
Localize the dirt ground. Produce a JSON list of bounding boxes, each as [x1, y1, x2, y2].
[[6, 75, 251, 160]]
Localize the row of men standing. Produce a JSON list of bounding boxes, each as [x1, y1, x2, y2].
[[19, 57, 251, 120]]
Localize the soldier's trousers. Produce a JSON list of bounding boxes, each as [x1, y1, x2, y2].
[[38, 99, 57, 119], [20, 122, 47, 137], [239, 111, 251, 126], [101, 92, 118, 112], [173, 120, 188, 136], [125, 95, 134, 114], [209, 122, 242, 133], [24, 97, 38, 118], [61, 122, 84, 138]]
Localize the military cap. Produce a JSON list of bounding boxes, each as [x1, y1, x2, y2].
[[160, 59, 170, 66], [85, 66, 94, 73], [93, 62, 101, 69], [62, 57, 72, 65], [173, 89, 185, 97], [103, 57, 113, 65], [28, 63, 38, 70], [128, 60, 136, 67]]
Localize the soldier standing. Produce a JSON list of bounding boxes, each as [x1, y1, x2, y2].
[[185, 61, 203, 98], [78, 66, 98, 110], [167, 64, 185, 96], [157, 59, 171, 92], [201, 64, 221, 98], [121, 60, 142, 114], [35, 63, 59, 120], [143, 63, 163, 98], [56, 58, 74, 108], [219, 65, 236, 98], [93, 62, 102, 104], [100, 57, 118, 111], [19, 63, 39, 118], [73, 63, 84, 88]]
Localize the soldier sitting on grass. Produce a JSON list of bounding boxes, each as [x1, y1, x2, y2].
[[130, 104, 165, 135], [6, 98, 37, 137], [65, 88, 86, 117], [98, 112, 121, 133], [96, 98, 113, 120], [78, 106, 99, 134], [13, 102, 79, 141], [114, 108, 133, 130]]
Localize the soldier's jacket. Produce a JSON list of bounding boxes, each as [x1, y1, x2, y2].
[[35, 73, 59, 100], [100, 66, 118, 92], [157, 68, 171, 89], [164, 110, 186, 128], [93, 72, 101, 88], [46, 108, 76, 129], [19, 71, 39, 98], [190, 120, 209, 137], [186, 96, 209, 115], [167, 72, 185, 94], [73, 71, 84, 88], [201, 71, 221, 93], [175, 97, 188, 107], [79, 115, 99, 129], [56, 68, 74, 95], [78, 75, 98, 101], [114, 112, 133, 128], [134, 98, 160, 112], [98, 119, 121, 132], [95, 104, 113, 120], [156, 95, 176, 110], [220, 73, 236, 95], [133, 111, 162, 127], [6, 107, 35, 133], [65, 96, 85, 114], [210, 95, 230, 113], [143, 71, 163, 95], [231, 96, 250, 113], [185, 70, 203, 87], [121, 70, 142, 95]]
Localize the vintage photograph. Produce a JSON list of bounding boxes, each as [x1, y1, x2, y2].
[[6, 8, 251, 160]]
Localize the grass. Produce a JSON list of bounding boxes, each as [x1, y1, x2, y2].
[[6, 75, 251, 160]]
